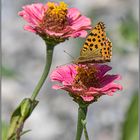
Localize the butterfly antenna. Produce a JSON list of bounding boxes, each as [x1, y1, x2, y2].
[[63, 50, 75, 59]]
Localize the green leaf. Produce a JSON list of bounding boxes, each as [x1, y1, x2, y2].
[[2, 121, 8, 140], [121, 92, 138, 140], [7, 98, 38, 140]]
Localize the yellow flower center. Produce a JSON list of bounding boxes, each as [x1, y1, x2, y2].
[[74, 65, 100, 89], [41, 2, 68, 32]]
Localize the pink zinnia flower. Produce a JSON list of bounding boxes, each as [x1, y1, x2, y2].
[[50, 64, 123, 103], [18, 2, 91, 45]]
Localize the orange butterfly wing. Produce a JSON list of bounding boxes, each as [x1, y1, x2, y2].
[[75, 22, 112, 64]]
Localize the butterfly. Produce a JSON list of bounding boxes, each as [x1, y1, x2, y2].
[[74, 21, 112, 64]]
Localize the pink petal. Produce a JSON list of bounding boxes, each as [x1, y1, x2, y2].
[[81, 95, 94, 102], [62, 81, 73, 86], [70, 15, 91, 30], [52, 85, 63, 90], [72, 86, 84, 91], [64, 30, 88, 38], [45, 29, 64, 36], [97, 65, 112, 78], [18, 3, 43, 26], [100, 74, 121, 87], [67, 8, 81, 21], [50, 65, 77, 84], [50, 67, 66, 82], [24, 25, 36, 33], [89, 83, 123, 93]]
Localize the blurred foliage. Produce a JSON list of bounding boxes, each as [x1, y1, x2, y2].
[[2, 65, 16, 78], [121, 92, 138, 140], [2, 121, 8, 140], [119, 12, 138, 46]]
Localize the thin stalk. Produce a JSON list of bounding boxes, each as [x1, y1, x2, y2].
[[75, 105, 88, 140], [82, 120, 89, 140], [31, 45, 54, 101]]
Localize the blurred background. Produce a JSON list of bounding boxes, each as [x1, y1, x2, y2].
[[2, 0, 138, 140]]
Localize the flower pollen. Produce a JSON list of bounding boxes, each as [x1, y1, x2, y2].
[[41, 2, 68, 32], [74, 65, 100, 89]]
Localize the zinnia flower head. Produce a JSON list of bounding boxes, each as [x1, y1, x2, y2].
[[50, 64, 122, 104], [18, 1, 91, 46]]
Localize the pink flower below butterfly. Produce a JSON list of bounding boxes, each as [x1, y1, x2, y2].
[[18, 2, 91, 46], [50, 64, 123, 103]]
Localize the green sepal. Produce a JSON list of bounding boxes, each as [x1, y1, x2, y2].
[[7, 98, 38, 140], [68, 92, 100, 107], [20, 98, 38, 118], [41, 34, 67, 47], [20, 98, 32, 118]]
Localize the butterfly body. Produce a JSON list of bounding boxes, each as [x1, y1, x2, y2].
[[74, 22, 112, 64]]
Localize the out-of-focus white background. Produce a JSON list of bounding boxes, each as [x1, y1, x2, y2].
[[2, 0, 138, 140]]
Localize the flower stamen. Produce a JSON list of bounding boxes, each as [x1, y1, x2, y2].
[[74, 65, 100, 88], [41, 2, 68, 32]]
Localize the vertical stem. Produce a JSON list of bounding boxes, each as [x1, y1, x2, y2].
[[75, 105, 88, 140], [31, 45, 54, 101], [82, 120, 89, 140], [7, 43, 54, 140]]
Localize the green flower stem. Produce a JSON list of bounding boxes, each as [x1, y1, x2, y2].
[[31, 45, 54, 101], [7, 44, 54, 140], [82, 120, 89, 140], [75, 105, 88, 140]]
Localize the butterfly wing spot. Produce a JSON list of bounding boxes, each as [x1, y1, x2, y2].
[[82, 46, 88, 52], [101, 38, 112, 60], [90, 44, 93, 47], [87, 38, 91, 42], [89, 33, 94, 36], [85, 42, 89, 46], [98, 39, 101, 42], [95, 44, 98, 49], [92, 38, 96, 42], [98, 22, 105, 30], [101, 43, 104, 46]]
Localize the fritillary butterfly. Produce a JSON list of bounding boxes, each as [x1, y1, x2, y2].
[[74, 21, 112, 64]]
